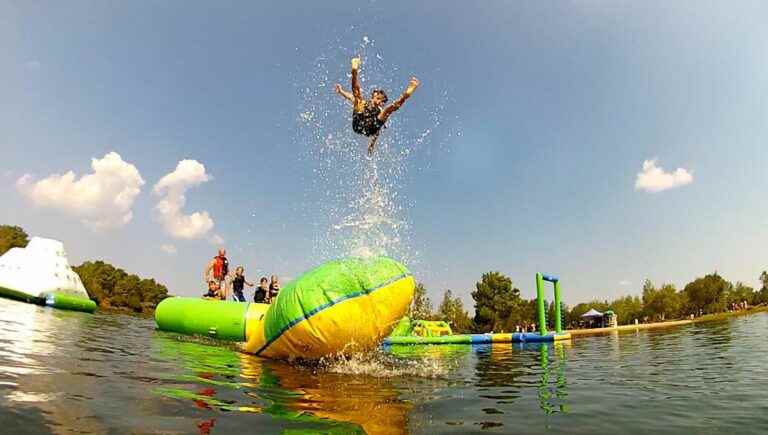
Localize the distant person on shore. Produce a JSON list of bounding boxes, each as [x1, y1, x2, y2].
[[203, 248, 229, 300], [202, 281, 223, 299], [231, 266, 254, 303], [254, 277, 269, 303], [268, 275, 281, 303], [334, 56, 420, 155]]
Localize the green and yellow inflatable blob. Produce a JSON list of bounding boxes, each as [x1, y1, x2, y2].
[[155, 256, 415, 360]]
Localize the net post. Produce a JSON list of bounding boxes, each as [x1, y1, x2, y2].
[[554, 279, 562, 334], [536, 273, 547, 335]]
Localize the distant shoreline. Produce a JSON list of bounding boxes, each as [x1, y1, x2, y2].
[[567, 305, 768, 337]]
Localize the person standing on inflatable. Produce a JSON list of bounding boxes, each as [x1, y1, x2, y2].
[[335, 57, 420, 155], [268, 275, 281, 303], [203, 249, 229, 300], [231, 266, 254, 303]]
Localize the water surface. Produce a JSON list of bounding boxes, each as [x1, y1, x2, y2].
[[2, 297, 767, 434]]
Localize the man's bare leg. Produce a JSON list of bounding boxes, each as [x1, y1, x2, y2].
[[367, 134, 380, 156], [378, 77, 420, 123]]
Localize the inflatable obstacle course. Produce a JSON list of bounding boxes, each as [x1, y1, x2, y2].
[[155, 256, 415, 359], [384, 272, 571, 345], [0, 237, 97, 313]]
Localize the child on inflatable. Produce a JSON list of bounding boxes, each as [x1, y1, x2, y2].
[[231, 266, 254, 302], [335, 57, 420, 155], [202, 281, 224, 300], [254, 277, 269, 303], [269, 275, 281, 302]]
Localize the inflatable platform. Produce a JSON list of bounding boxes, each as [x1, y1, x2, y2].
[[384, 273, 572, 345], [155, 256, 415, 359], [383, 316, 570, 345], [0, 237, 97, 313]]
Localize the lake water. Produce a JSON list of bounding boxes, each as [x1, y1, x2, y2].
[[1, 297, 767, 434]]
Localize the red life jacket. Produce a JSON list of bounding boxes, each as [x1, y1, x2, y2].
[[212, 255, 228, 280]]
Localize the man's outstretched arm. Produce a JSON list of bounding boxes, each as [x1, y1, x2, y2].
[[378, 77, 420, 122], [351, 57, 364, 111], [334, 84, 354, 104]]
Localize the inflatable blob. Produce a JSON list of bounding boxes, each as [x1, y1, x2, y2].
[[0, 237, 96, 313], [155, 256, 415, 360]]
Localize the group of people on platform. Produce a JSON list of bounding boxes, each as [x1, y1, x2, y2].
[[202, 249, 280, 304]]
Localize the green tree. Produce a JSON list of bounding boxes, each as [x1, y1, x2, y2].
[[409, 282, 433, 320], [757, 271, 768, 305], [642, 280, 682, 321], [568, 302, 593, 325], [683, 272, 731, 315], [436, 290, 473, 333], [0, 225, 29, 256], [511, 298, 539, 331], [726, 282, 756, 306], [610, 295, 643, 325], [471, 271, 523, 332], [73, 260, 168, 312]]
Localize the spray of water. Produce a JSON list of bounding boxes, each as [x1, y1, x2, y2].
[[290, 35, 461, 377], [295, 35, 456, 267], [293, 348, 456, 379]]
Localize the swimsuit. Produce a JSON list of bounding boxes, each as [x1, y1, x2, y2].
[[254, 287, 267, 303], [352, 102, 385, 137], [232, 276, 245, 301]]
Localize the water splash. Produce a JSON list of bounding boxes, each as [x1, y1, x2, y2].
[[304, 348, 456, 379]]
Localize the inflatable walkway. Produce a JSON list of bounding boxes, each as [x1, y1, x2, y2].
[[384, 273, 572, 345], [155, 256, 415, 359], [383, 316, 570, 345]]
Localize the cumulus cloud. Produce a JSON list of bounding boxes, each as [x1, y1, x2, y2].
[[635, 159, 693, 193], [160, 244, 178, 255], [16, 152, 144, 230], [153, 160, 216, 239]]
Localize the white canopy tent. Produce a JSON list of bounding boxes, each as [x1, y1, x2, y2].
[[581, 308, 604, 318]]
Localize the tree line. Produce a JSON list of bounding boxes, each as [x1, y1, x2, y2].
[[410, 270, 768, 334], [0, 225, 168, 312]]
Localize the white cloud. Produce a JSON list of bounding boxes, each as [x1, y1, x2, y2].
[[160, 244, 178, 255], [153, 159, 215, 239], [619, 280, 631, 287], [16, 152, 145, 230], [635, 159, 693, 193]]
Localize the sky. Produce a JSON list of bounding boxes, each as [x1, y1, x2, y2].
[[2, 1, 767, 308]]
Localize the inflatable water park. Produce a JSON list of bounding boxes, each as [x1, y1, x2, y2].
[[384, 273, 571, 345], [156, 257, 570, 359], [0, 237, 97, 313]]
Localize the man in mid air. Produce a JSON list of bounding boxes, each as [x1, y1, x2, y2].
[[335, 57, 420, 155]]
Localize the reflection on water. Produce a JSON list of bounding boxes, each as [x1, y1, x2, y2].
[[2, 297, 768, 434], [153, 335, 410, 434]]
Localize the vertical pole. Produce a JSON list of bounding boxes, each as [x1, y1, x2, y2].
[[536, 273, 547, 335], [554, 279, 562, 334]]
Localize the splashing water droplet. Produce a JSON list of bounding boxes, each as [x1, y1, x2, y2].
[[292, 34, 459, 270]]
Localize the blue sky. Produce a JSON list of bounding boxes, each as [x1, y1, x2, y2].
[[2, 1, 767, 308]]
